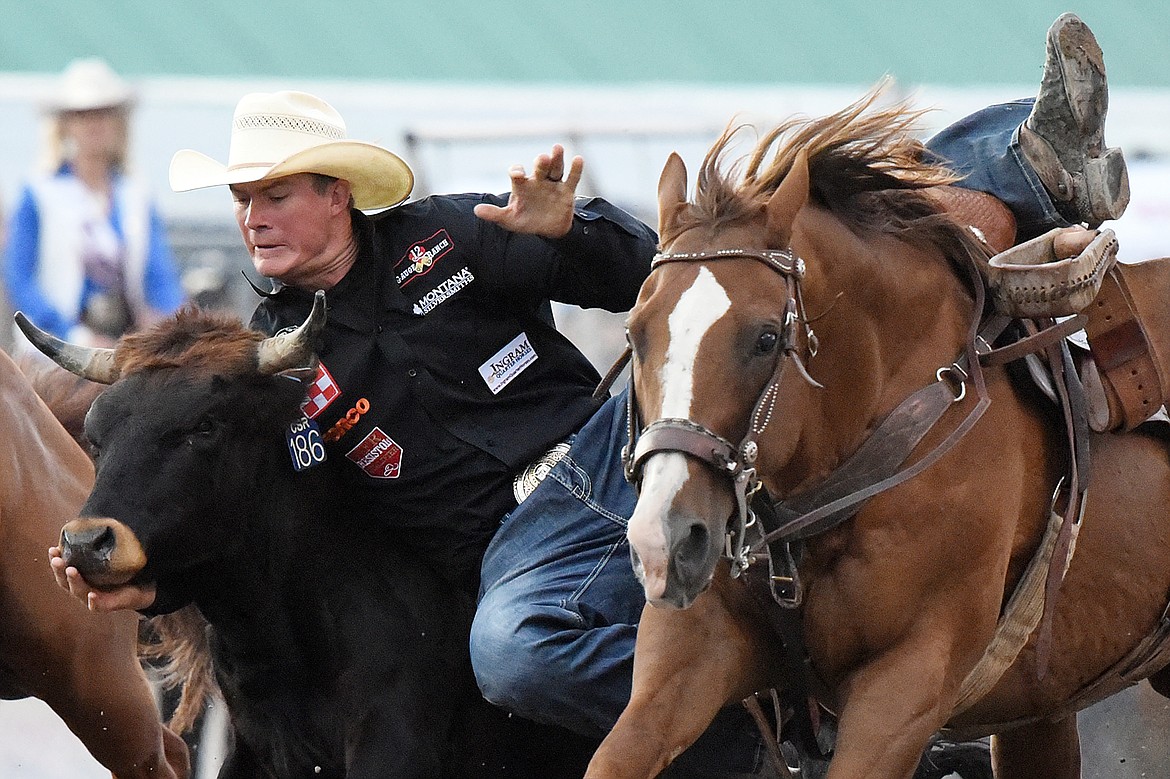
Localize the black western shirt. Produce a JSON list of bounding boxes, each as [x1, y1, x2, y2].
[[250, 193, 656, 592]]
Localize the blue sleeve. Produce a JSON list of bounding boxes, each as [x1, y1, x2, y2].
[[3, 186, 73, 338], [141, 205, 186, 313]]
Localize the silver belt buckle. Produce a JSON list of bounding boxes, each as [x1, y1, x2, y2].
[[513, 441, 571, 503]]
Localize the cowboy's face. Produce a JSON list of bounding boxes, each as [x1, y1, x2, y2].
[[230, 173, 352, 286]]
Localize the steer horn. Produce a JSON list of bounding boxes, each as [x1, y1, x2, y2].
[[13, 312, 119, 384], [256, 290, 328, 375]]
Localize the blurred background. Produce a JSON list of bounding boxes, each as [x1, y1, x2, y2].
[[1, 1, 1168, 776]]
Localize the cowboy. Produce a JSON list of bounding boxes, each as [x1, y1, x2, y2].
[[47, 13, 1124, 777]]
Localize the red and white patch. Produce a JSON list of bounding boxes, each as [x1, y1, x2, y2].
[[345, 426, 403, 479], [300, 362, 341, 420], [394, 229, 454, 287]]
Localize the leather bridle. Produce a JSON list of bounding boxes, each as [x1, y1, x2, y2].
[[622, 248, 820, 567], [622, 243, 1002, 587]]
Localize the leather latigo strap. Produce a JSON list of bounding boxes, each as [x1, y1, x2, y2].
[[1084, 261, 1169, 430]]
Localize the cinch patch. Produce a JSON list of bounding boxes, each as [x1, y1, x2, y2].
[[479, 332, 537, 394], [300, 362, 340, 419], [395, 229, 454, 287], [345, 426, 403, 479]]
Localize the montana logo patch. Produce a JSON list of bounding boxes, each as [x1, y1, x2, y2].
[[300, 362, 340, 419], [395, 229, 454, 287], [345, 426, 403, 479]]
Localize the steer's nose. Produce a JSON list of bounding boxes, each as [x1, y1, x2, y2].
[[59, 517, 147, 588], [62, 522, 116, 562]]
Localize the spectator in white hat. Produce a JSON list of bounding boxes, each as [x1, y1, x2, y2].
[[3, 57, 185, 351]]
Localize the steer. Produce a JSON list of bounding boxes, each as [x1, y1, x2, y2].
[[0, 346, 189, 778], [17, 295, 593, 778]]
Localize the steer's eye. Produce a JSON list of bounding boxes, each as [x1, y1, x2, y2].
[[756, 330, 779, 355], [196, 419, 215, 435]]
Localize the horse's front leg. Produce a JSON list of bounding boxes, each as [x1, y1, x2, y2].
[[586, 574, 777, 779], [823, 628, 969, 779]]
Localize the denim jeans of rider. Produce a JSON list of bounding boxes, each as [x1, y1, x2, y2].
[[471, 386, 771, 776], [926, 98, 1071, 241]]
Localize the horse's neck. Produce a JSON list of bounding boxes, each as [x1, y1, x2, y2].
[[0, 351, 93, 521], [781, 222, 973, 491]]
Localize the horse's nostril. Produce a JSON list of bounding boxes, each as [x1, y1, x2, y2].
[[683, 522, 710, 555]]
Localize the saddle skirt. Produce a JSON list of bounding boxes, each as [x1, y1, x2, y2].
[[928, 184, 1170, 432]]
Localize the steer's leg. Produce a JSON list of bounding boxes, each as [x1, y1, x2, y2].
[[586, 573, 777, 778]]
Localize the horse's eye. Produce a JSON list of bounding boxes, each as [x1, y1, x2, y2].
[[756, 331, 779, 355]]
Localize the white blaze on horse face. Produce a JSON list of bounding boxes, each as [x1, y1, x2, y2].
[[628, 266, 732, 597], [660, 266, 732, 418]]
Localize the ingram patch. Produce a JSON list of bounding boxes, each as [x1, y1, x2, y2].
[[479, 332, 537, 394]]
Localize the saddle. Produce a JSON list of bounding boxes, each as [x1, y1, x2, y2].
[[932, 185, 1170, 432], [1081, 258, 1170, 431]]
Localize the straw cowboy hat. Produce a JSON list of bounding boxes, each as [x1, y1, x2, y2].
[[169, 90, 414, 211], [47, 57, 135, 113]]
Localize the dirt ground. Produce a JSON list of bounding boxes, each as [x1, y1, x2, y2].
[[3, 681, 1169, 778]]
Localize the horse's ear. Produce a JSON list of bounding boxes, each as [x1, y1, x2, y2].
[[657, 152, 688, 239], [766, 149, 810, 247]]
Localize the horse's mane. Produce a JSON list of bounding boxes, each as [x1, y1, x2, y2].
[[664, 83, 989, 273], [115, 306, 263, 377]]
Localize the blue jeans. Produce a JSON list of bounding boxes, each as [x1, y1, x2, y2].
[[928, 98, 1072, 241], [471, 386, 769, 775]]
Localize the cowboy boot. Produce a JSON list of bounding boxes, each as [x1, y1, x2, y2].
[[1018, 13, 1130, 227]]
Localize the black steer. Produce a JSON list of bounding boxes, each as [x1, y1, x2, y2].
[[17, 295, 594, 778]]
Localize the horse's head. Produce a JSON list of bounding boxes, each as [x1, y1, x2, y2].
[[625, 146, 817, 607], [625, 91, 986, 608]]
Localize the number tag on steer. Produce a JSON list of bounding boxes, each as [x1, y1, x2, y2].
[[286, 416, 327, 471]]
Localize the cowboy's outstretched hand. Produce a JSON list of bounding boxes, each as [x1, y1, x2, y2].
[[48, 544, 157, 613], [474, 144, 583, 238]]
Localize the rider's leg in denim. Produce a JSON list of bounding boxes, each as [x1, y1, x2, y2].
[[927, 12, 1128, 241], [472, 386, 775, 777]]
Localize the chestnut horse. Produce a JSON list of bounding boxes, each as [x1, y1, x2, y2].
[[587, 96, 1170, 778], [0, 347, 189, 778]]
